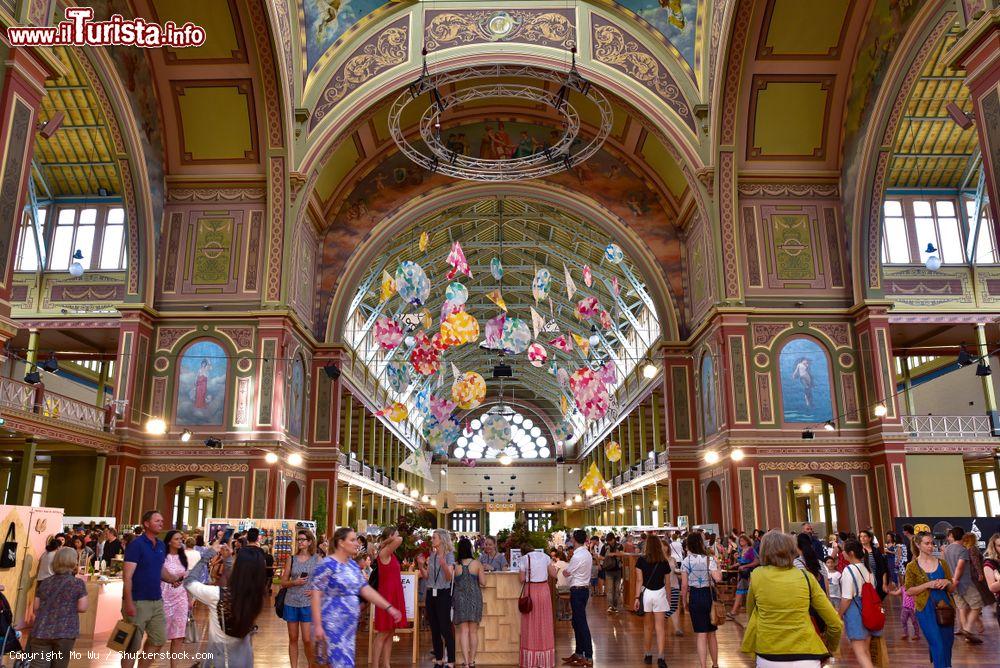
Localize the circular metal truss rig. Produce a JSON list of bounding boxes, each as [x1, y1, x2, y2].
[[389, 64, 614, 182]]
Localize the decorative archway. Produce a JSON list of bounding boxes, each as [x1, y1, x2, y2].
[[284, 481, 302, 519], [705, 480, 723, 527]]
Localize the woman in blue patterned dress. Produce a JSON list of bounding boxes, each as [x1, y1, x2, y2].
[[310, 527, 403, 667]]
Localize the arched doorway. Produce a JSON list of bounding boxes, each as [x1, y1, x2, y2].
[[785, 475, 848, 534], [705, 481, 723, 527], [164, 476, 222, 530], [284, 481, 301, 519]]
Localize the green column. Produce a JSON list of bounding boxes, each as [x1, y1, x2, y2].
[[14, 439, 37, 506], [977, 324, 1000, 435], [901, 357, 917, 417], [96, 361, 109, 409], [91, 453, 106, 515]]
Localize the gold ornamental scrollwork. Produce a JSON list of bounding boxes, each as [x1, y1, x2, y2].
[[757, 461, 870, 472], [425, 11, 575, 51], [140, 463, 250, 473]]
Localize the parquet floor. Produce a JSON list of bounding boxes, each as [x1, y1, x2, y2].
[[69, 591, 999, 666]]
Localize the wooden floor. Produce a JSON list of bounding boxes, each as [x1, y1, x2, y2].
[[73, 591, 998, 666]]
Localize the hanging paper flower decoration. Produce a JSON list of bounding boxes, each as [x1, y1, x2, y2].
[[491, 257, 504, 281], [611, 276, 620, 296], [599, 359, 617, 387], [484, 313, 506, 349], [451, 371, 486, 410], [604, 243, 624, 264], [605, 440, 622, 462], [549, 335, 572, 352], [599, 309, 613, 331], [564, 264, 577, 300], [423, 415, 462, 450], [500, 317, 531, 354], [446, 241, 472, 279], [557, 367, 570, 387], [394, 261, 431, 306], [419, 231, 429, 252], [572, 333, 591, 358], [373, 316, 403, 350], [377, 402, 409, 423], [527, 342, 548, 367], [380, 270, 395, 302], [532, 268, 551, 301], [409, 331, 441, 375], [445, 282, 468, 306], [482, 414, 512, 450], [583, 265, 593, 287], [440, 310, 479, 347], [576, 296, 600, 319], [554, 420, 574, 443], [486, 289, 507, 312], [569, 367, 610, 420], [386, 359, 410, 393], [429, 395, 456, 423]]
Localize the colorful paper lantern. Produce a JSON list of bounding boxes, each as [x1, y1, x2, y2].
[[569, 367, 610, 420], [377, 402, 409, 422], [604, 243, 624, 264], [553, 420, 574, 443], [445, 282, 468, 306], [605, 441, 622, 462], [527, 342, 548, 367], [441, 310, 479, 347], [451, 372, 486, 410], [394, 261, 431, 307], [482, 414, 511, 450], [501, 317, 531, 354], [409, 331, 441, 375], [373, 316, 404, 350], [532, 268, 551, 301]]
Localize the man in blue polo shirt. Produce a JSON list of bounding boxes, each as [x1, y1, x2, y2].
[[122, 510, 166, 668]]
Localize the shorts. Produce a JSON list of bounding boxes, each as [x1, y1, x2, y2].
[[954, 586, 983, 610], [843, 601, 881, 641], [642, 587, 670, 613], [283, 604, 313, 622], [598, 569, 605, 580], [126, 599, 167, 649]]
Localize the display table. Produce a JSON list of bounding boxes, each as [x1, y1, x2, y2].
[[78, 577, 123, 640], [476, 572, 522, 665]]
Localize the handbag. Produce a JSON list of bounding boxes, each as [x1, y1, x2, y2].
[[633, 562, 665, 617], [804, 570, 826, 634], [934, 599, 955, 627], [185, 610, 199, 644], [106, 618, 137, 652], [0, 523, 16, 568], [273, 587, 287, 618], [518, 554, 533, 614], [708, 558, 726, 627]]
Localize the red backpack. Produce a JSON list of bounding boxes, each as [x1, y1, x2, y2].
[[848, 565, 886, 631]]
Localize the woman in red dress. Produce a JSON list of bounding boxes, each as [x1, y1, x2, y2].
[[194, 358, 210, 409], [372, 527, 406, 668]]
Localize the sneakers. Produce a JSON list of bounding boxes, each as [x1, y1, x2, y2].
[[561, 656, 579, 665], [643, 656, 652, 665], [965, 634, 984, 644], [657, 660, 667, 668]]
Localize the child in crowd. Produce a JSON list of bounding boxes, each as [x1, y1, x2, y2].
[[888, 582, 921, 640], [824, 557, 842, 609]]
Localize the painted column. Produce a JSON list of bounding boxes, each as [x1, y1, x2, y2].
[[91, 453, 106, 515], [901, 357, 917, 417], [96, 361, 109, 409], [14, 438, 36, 505], [976, 323, 1000, 435]]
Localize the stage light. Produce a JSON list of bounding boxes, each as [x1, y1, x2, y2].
[[264, 452, 279, 464], [204, 437, 223, 449], [977, 361, 992, 377], [40, 353, 59, 373], [145, 418, 167, 435], [323, 363, 341, 380], [180, 430, 192, 442]]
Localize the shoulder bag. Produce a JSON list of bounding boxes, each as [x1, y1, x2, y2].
[[804, 570, 827, 634], [274, 555, 292, 618], [933, 558, 957, 627], [708, 557, 726, 627], [632, 561, 664, 617], [0, 523, 16, 568], [518, 554, 533, 614]]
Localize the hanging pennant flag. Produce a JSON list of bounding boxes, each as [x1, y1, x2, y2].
[[599, 309, 613, 331], [572, 333, 591, 357], [532, 268, 551, 302], [583, 265, 593, 288], [564, 263, 577, 300], [486, 289, 507, 312], [419, 231, 429, 252], [576, 296, 600, 320], [531, 307, 546, 340], [549, 335, 572, 352], [611, 276, 620, 296], [561, 394, 569, 416], [446, 241, 472, 279], [380, 270, 395, 302], [490, 257, 504, 281], [401, 448, 433, 481]]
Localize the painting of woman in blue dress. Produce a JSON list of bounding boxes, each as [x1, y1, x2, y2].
[[779, 337, 833, 423]]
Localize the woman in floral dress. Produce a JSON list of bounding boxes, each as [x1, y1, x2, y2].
[[161, 530, 189, 668], [311, 527, 402, 667]]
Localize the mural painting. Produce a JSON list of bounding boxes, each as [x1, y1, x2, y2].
[[616, 0, 698, 71], [303, 0, 390, 73], [176, 340, 228, 426], [316, 120, 684, 334], [778, 337, 833, 423], [701, 352, 717, 436], [288, 358, 305, 439]]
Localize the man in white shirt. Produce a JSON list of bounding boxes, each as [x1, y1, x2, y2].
[[561, 529, 594, 667], [669, 532, 684, 563]]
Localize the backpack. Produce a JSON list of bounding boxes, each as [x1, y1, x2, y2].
[[602, 545, 620, 571], [848, 565, 886, 631]]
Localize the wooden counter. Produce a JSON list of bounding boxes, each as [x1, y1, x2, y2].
[[476, 571, 522, 665], [621, 554, 640, 609], [78, 577, 123, 640]]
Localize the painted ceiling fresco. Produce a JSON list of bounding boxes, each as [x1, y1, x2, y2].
[[302, 0, 699, 75]]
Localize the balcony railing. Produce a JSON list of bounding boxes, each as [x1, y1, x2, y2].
[[0, 376, 110, 432], [902, 415, 994, 439]]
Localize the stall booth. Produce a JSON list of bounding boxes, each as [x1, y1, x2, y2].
[[203, 517, 317, 578], [0, 504, 64, 626]]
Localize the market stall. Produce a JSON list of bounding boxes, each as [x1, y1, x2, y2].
[[0, 504, 63, 622], [203, 517, 317, 575]]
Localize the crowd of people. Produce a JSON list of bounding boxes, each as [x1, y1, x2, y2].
[[14, 512, 1000, 668]]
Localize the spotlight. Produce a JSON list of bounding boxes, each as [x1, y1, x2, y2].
[[265, 452, 279, 464], [957, 344, 975, 367], [977, 361, 993, 377], [704, 450, 720, 465], [145, 418, 167, 435], [409, 489, 419, 498], [824, 420, 836, 432], [288, 453, 303, 466], [565, 498, 573, 506], [40, 354, 58, 373], [396, 482, 406, 492], [800, 482, 813, 494], [801, 429, 814, 440], [492, 363, 512, 378], [346, 500, 353, 508], [180, 429, 192, 442], [574, 494, 582, 502], [323, 363, 341, 380], [642, 361, 657, 379], [204, 437, 223, 449], [873, 403, 888, 418], [430, 499, 437, 506], [499, 454, 513, 465], [731, 448, 745, 462], [68, 250, 85, 278], [23, 371, 40, 385], [38, 111, 64, 138]]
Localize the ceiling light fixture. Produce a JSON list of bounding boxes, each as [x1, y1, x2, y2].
[[288, 453, 303, 466], [731, 448, 745, 462], [924, 243, 941, 272], [704, 450, 720, 465], [145, 418, 167, 435], [873, 403, 888, 418], [588, 325, 600, 347], [642, 360, 658, 379], [69, 250, 85, 277], [799, 482, 813, 494], [264, 452, 279, 464]]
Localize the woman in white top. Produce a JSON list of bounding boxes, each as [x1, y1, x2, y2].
[[518, 545, 559, 668], [184, 546, 269, 666], [680, 533, 722, 668], [838, 539, 880, 668]]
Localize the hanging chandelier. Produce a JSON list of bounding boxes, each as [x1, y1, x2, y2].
[[388, 63, 612, 182]]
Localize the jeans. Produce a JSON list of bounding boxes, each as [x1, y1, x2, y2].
[[426, 589, 456, 663], [570, 588, 592, 659], [605, 571, 623, 609]]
